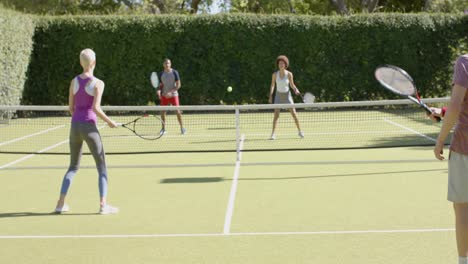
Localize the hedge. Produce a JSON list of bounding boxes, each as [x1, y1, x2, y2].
[[0, 7, 35, 105], [21, 13, 468, 105]]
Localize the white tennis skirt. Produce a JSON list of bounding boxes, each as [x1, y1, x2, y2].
[[274, 91, 294, 104]]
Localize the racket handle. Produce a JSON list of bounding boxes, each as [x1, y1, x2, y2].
[[420, 103, 441, 122]]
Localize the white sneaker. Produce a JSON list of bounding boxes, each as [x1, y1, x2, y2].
[[100, 204, 119, 215], [55, 204, 69, 214], [181, 128, 186, 135], [298, 132, 304, 138], [159, 129, 167, 135], [269, 134, 276, 140]]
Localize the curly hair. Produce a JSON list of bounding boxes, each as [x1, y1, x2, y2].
[[276, 55, 289, 68]]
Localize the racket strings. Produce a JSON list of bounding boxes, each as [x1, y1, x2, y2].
[[376, 68, 415, 96], [303, 93, 315, 103], [134, 116, 163, 140]]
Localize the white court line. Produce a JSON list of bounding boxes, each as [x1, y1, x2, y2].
[[223, 134, 245, 235], [0, 228, 454, 239], [245, 130, 409, 137], [0, 125, 106, 169], [0, 159, 446, 170], [383, 118, 436, 142], [0, 140, 69, 169], [0, 125, 65, 146]]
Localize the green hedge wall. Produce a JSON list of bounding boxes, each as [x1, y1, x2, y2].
[[0, 7, 35, 105], [23, 13, 468, 105]]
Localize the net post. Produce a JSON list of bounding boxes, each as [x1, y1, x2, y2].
[[235, 108, 240, 161], [0, 109, 11, 124]]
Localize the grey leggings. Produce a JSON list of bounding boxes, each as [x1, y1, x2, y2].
[[60, 122, 108, 197]]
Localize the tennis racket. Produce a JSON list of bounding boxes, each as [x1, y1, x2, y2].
[[150, 72, 160, 89], [374, 64, 440, 122], [118, 114, 165, 140], [300, 92, 315, 103]]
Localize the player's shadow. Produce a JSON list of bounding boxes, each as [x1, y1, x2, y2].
[[159, 168, 446, 184], [0, 212, 99, 218]]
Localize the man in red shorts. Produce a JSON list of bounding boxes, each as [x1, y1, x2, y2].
[[156, 58, 186, 135]]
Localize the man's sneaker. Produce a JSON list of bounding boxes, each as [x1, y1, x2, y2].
[[269, 134, 276, 140], [54, 204, 69, 214], [181, 128, 186, 135], [298, 131, 305, 138], [99, 204, 119, 215], [159, 129, 167, 135]]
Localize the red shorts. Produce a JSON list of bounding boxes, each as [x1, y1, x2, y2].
[[160, 96, 180, 106]]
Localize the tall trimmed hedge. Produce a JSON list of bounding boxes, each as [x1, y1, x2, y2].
[[23, 13, 468, 105], [0, 7, 35, 105]]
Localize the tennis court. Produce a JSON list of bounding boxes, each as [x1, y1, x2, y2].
[[0, 100, 456, 264]]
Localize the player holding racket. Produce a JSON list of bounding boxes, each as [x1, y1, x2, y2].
[[268, 55, 304, 140], [54, 49, 118, 215], [156, 58, 186, 135], [431, 54, 468, 264]]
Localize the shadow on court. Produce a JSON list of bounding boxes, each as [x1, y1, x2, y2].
[[159, 168, 446, 184]]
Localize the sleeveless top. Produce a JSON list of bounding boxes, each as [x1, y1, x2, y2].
[[275, 71, 290, 93], [71, 75, 99, 124]]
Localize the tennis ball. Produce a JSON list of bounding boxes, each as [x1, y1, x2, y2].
[[227, 86, 232, 92]]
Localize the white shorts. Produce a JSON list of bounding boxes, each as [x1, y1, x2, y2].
[[448, 151, 468, 203]]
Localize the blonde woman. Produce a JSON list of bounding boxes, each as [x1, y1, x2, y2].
[[54, 49, 119, 215]]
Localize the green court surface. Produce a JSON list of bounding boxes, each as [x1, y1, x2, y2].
[[0, 146, 456, 264]]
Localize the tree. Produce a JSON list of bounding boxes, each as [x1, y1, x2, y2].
[[429, 0, 467, 12], [0, 0, 213, 15], [228, 0, 296, 13], [329, 0, 349, 15], [149, 0, 213, 14], [424, 0, 431, 11], [361, 0, 379, 12], [287, 0, 296, 13], [150, 0, 167, 13], [191, 0, 201, 13], [1, 0, 465, 15]]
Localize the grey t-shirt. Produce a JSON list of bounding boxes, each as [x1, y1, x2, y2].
[[159, 70, 180, 97]]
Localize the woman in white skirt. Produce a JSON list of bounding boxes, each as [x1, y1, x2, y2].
[[268, 55, 304, 140]]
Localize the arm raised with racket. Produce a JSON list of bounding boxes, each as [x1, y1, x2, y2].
[[374, 64, 440, 122]]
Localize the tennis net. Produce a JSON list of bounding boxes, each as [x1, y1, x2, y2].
[[0, 98, 450, 156]]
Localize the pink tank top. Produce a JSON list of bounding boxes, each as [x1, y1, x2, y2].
[[71, 76, 97, 124]]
